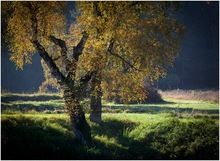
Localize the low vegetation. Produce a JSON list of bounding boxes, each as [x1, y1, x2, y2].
[[1, 90, 219, 159], [1, 90, 219, 115], [2, 113, 219, 159], [159, 89, 219, 103]]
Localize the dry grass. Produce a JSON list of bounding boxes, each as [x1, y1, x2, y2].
[[159, 89, 219, 103]]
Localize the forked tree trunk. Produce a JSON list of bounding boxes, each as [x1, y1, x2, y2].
[[90, 71, 102, 123], [29, 5, 91, 143], [31, 25, 91, 144]]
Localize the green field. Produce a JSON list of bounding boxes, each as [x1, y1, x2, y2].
[[2, 92, 219, 115], [1, 92, 219, 159]]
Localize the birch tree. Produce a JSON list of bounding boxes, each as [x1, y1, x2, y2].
[[2, 1, 184, 144]]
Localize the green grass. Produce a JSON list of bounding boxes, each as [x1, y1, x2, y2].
[[102, 98, 219, 114], [2, 113, 219, 159], [1, 93, 64, 113], [2, 92, 218, 115], [1, 92, 61, 101], [1, 91, 219, 159]]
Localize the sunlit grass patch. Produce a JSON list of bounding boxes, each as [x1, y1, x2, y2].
[[101, 113, 170, 125], [94, 135, 127, 149], [163, 97, 218, 108]]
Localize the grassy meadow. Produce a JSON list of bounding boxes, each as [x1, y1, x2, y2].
[[1, 90, 219, 159]]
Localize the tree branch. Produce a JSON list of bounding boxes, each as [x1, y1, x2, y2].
[[28, 4, 66, 86], [79, 70, 96, 94], [73, 31, 89, 61], [63, 31, 89, 84], [107, 39, 142, 72], [80, 71, 96, 86], [94, 2, 102, 17], [49, 35, 68, 57], [48, 35, 73, 76], [32, 39, 66, 85]]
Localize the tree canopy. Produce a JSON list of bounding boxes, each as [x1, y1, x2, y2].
[[2, 1, 185, 103], [39, 1, 185, 103], [2, 2, 66, 68], [4, 1, 184, 103]]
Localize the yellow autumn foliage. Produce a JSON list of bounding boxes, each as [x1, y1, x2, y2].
[[3, 1, 184, 103]]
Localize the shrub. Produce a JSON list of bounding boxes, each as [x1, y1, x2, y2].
[[103, 84, 163, 104], [142, 87, 163, 103]]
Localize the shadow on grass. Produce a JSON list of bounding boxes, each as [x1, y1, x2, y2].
[[103, 104, 219, 114], [1, 103, 64, 113], [1, 116, 93, 160], [1, 94, 64, 113], [133, 105, 220, 114], [90, 119, 160, 159], [1, 94, 61, 102]]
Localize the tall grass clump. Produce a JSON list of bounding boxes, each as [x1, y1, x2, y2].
[[159, 89, 219, 103]]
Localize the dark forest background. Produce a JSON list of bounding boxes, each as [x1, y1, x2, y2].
[[1, 1, 219, 93]]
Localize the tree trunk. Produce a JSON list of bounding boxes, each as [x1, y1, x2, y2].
[[90, 93, 102, 123], [69, 103, 91, 144], [90, 71, 102, 123], [64, 88, 91, 144]]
